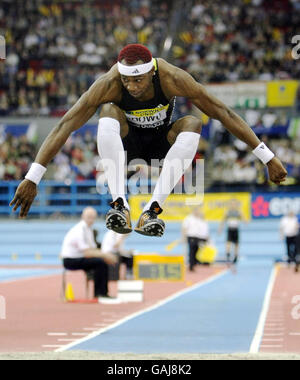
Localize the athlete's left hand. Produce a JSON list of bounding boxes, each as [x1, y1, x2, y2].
[[267, 157, 287, 185]]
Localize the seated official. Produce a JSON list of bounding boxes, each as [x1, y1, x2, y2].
[[60, 207, 119, 304]]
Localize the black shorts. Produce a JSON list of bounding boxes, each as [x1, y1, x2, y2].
[[122, 123, 173, 166], [227, 228, 239, 243]]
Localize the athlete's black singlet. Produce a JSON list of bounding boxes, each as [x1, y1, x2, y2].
[[117, 59, 176, 165]]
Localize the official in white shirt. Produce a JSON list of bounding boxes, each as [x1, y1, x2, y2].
[[279, 211, 299, 266], [101, 230, 134, 279], [61, 207, 118, 302], [182, 207, 210, 271]]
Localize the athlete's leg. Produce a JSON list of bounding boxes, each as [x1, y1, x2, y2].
[[233, 243, 239, 264], [98, 104, 132, 233], [135, 116, 201, 237], [226, 241, 232, 263], [188, 237, 199, 271], [142, 116, 202, 211]]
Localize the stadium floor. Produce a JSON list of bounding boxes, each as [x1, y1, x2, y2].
[[0, 260, 300, 360]]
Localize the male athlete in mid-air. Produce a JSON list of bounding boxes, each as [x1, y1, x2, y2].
[[10, 44, 287, 237]]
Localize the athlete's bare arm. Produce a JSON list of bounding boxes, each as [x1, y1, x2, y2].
[[10, 65, 122, 217], [36, 66, 121, 166], [158, 59, 287, 185]]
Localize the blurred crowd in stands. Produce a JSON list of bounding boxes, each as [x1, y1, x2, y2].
[[0, 0, 299, 189], [173, 0, 300, 84], [1, 130, 299, 189], [46, 130, 99, 181], [0, 0, 169, 116], [210, 135, 300, 189], [0, 134, 36, 180], [0, 0, 299, 116]]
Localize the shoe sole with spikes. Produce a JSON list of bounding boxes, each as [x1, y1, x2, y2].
[[106, 210, 132, 234], [134, 220, 165, 237]]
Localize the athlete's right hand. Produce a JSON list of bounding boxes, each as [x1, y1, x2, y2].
[[266, 157, 287, 185], [10, 179, 37, 218]]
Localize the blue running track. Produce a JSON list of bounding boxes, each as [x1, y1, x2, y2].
[[66, 259, 273, 354]]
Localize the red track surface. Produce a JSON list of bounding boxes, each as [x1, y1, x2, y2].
[[260, 264, 300, 353], [1, 263, 298, 354], [0, 265, 223, 352]]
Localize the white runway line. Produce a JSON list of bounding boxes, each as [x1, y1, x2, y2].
[[261, 338, 284, 342], [82, 327, 101, 331], [47, 332, 68, 336], [264, 333, 284, 336], [289, 332, 300, 336], [71, 332, 90, 336], [55, 269, 228, 353], [249, 265, 279, 353], [264, 327, 285, 332], [42, 345, 64, 348], [260, 345, 283, 348]]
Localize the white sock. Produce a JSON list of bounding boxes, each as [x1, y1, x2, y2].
[[97, 117, 130, 210], [143, 131, 200, 212]]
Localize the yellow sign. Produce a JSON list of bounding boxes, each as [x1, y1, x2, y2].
[[133, 254, 185, 281], [130, 194, 204, 221], [202, 193, 251, 221], [129, 193, 250, 222], [267, 80, 299, 107]]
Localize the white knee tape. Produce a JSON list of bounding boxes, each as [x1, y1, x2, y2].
[[98, 117, 120, 135], [175, 131, 200, 151]]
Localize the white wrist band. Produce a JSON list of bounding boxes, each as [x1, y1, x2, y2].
[[25, 163, 47, 185], [252, 142, 275, 164]]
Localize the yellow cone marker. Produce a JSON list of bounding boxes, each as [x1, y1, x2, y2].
[[65, 283, 75, 301]]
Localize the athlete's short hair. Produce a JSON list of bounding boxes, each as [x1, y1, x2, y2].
[[118, 44, 152, 64]]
